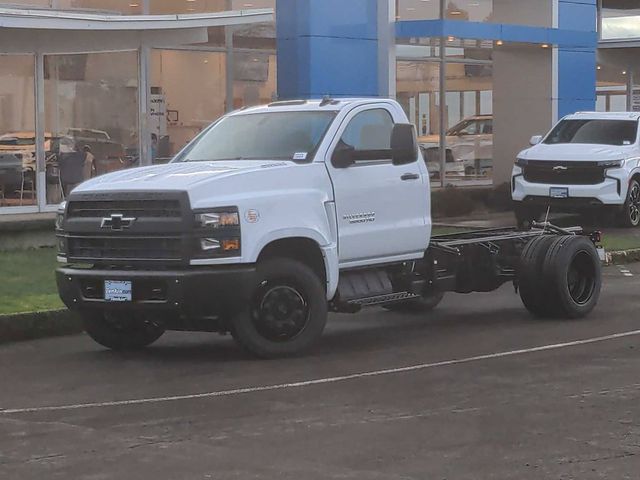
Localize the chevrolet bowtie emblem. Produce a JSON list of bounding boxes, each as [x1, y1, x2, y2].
[[100, 213, 136, 231], [553, 165, 568, 172]]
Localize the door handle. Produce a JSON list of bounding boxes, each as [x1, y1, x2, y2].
[[401, 173, 420, 181]]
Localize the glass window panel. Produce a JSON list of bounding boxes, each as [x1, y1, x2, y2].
[[53, 1, 142, 13], [44, 51, 138, 204], [150, 50, 226, 158], [0, 54, 36, 208], [151, 0, 273, 14], [609, 95, 628, 112], [445, 0, 492, 22], [233, 52, 276, 109], [463, 90, 476, 118], [602, 1, 640, 40], [0, 1, 52, 7], [596, 95, 607, 112], [396, 0, 440, 21]]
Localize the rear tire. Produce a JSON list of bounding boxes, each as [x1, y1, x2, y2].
[[82, 311, 166, 351], [540, 236, 601, 319], [230, 258, 328, 358], [518, 235, 558, 317], [383, 291, 444, 314]]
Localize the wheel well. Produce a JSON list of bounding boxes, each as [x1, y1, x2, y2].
[[258, 238, 326, 285]]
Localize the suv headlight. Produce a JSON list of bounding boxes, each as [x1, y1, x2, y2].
[[515, 158, 527, 167], [597, 159, 625, 169]]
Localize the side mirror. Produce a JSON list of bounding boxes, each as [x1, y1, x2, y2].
[[391, 123, 418, 165], [331, 142, 355, 168], [529, 135, 543, 146]]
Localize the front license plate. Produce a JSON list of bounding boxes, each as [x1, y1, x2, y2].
[[549, 187, 569, 199], [104, 280, 132, 302]]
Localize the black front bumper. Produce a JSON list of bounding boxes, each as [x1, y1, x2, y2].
[[56, 265, 256, 319], [516, 196, 620, 212]]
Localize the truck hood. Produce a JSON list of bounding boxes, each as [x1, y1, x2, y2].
[[73, 160, 296, 193], [518, 143, 630, 162]]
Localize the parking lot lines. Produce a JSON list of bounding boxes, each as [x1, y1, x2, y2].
[[3, 329, 640, 416]]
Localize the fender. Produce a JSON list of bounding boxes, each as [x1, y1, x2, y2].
[[249, 228, 340, 300]]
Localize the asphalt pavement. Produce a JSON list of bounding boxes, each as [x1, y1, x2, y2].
[[2, 264, 640, 479]]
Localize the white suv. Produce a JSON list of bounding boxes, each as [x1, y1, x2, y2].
[[512, 112, 640, 227]]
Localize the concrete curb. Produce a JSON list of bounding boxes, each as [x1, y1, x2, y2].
[[606, 248, 640, 265], [0, 309, 82, 345]]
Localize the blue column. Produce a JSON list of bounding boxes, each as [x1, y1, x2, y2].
[[557, 0, 597, 118], [276, 0, 385, 99]]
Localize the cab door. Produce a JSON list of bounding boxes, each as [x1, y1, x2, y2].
[[327, 105, 430, 267]]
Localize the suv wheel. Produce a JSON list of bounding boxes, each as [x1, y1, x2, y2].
[[620, 179, 640, 228]]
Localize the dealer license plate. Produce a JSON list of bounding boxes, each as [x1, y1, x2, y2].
[[104, 280, 132, 302], [549, 187, 569, 199]]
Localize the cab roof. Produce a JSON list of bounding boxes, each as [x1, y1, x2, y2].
[[563, 111, 640, 121], [228, 98, 394, 116]]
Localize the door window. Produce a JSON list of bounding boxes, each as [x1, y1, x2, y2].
[[341, 109, 394, 152]]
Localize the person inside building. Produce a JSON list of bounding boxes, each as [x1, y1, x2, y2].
[[82, 144, 96, 180]]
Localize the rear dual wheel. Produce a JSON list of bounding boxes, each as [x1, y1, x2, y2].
[[518, 235, 601, 319]]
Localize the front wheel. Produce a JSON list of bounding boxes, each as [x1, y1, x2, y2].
[[230, 258, 328, 358], [620, 179, 640, 228], [82, 311, 166, 350]]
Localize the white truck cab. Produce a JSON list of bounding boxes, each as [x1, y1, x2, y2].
[[56, 98, 604, 357], [512, 111, 640, 228]]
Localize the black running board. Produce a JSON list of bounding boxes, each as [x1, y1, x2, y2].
[[348, 292, 421, 307]]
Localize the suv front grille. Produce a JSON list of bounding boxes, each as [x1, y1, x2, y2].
[[523, 161, 605, 185]]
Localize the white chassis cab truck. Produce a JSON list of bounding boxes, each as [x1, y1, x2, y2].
[[56, 98, 603, 358]]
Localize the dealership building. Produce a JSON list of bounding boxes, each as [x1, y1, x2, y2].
[[0, 0, 637, 215]]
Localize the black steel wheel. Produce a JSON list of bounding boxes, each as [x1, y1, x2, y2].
[[621, 179, 640, 228], [231, 258, 328, 358], [82, 311, 166, 351], [539, 236, 602, 319]]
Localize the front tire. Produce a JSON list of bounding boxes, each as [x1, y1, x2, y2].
[[620, 179, 640, 228], [82, 311, 166, 351], [230, 258, 328, 358]]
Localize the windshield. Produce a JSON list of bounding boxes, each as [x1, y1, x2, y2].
[[446, 118, 491, 136], [544, 119, 638, 146], [175, 111, 336, 162]]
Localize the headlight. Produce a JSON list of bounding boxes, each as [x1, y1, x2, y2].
[[515, 158, 527, 167], [55, 201, 67, 231], [200, 237, 241, 253], [195, 210, 239, 228], [597, 159, 625, 169], [193, 207, 241, 258]]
